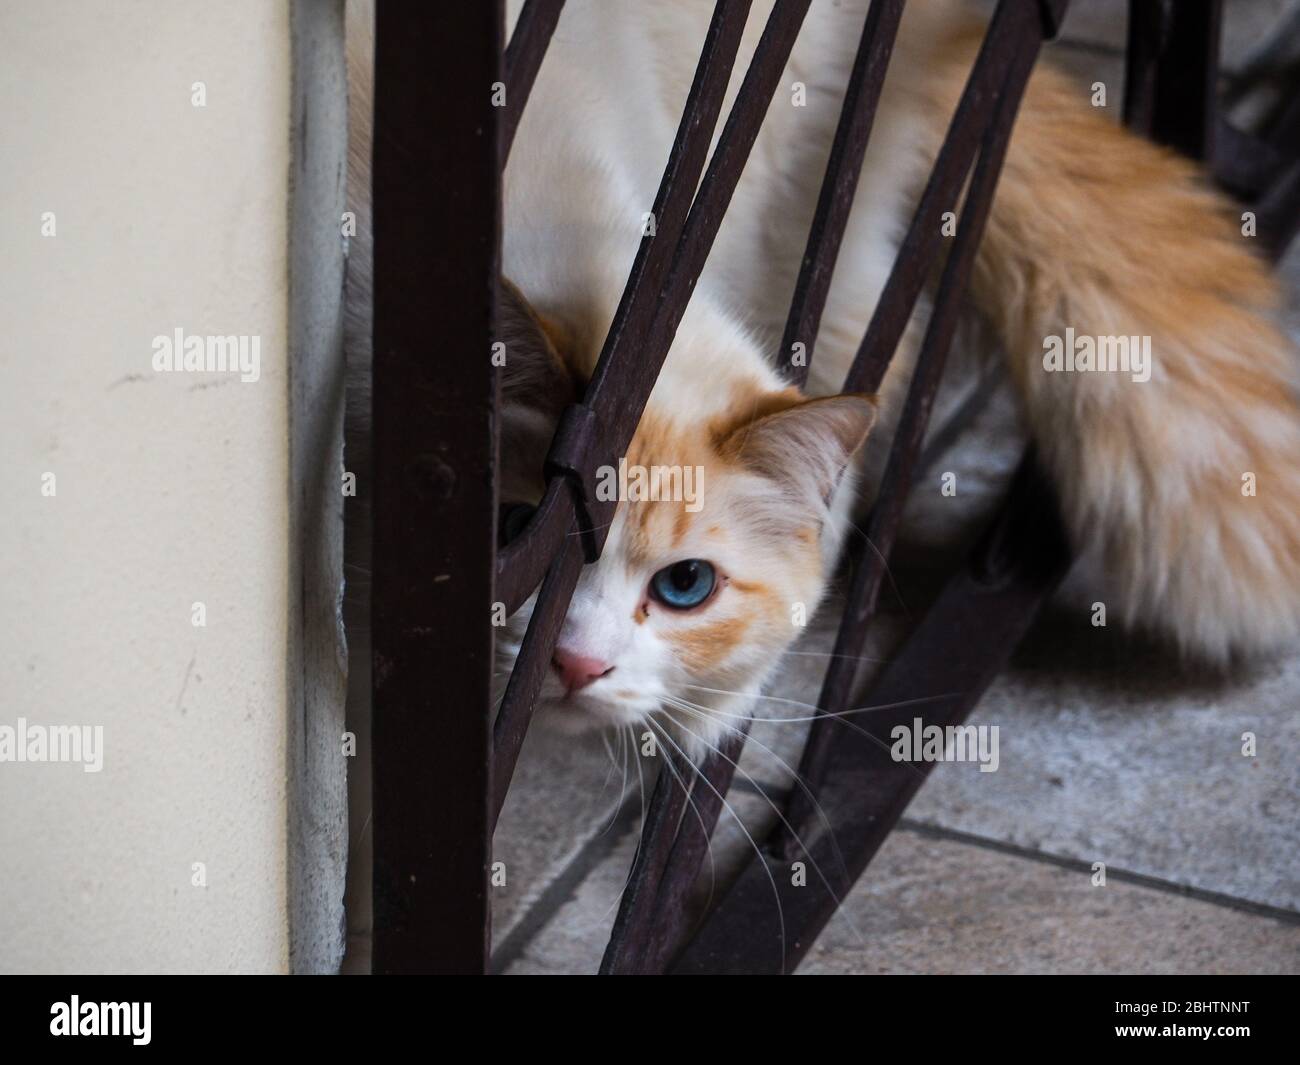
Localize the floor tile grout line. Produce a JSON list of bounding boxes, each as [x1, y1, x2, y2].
[[896, 817, 1300, 926], [490, 795, 646, 973], [728, 778, 1297, 925], [492, 770, 1296, 974]]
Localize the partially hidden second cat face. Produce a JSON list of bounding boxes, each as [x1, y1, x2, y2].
[[495, 280, 875, 760]]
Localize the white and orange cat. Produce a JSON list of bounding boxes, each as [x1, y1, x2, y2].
[[346, 1, 1300, 758]]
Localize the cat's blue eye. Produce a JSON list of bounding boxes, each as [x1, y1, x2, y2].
[[650, 560, 717, 610]]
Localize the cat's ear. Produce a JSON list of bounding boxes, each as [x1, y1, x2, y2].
[[497, 277, 584, 459], [717, 391, 877, 506]]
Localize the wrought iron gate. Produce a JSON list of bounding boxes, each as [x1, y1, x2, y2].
[[367, 0, 1299, 974]]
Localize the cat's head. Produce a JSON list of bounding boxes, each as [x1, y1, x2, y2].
[[495, 280, 875, 760]]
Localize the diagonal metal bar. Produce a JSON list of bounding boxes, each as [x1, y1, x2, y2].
[[673, 453, 1073, 974], [782, 0, 905, 387], [502, 0, 567, 162], [491, 0, 755, 824], [492, 0, 752, 618], [842, 0, 1039, 395], [601, 0, 1067, 971], [585, 0, 814, 455], [778, 1, 1051, 855], [494, 1, 818, 822], [594, 0, 816, 461], [598, 750, 694, 975], [601, 723, 750, 974]]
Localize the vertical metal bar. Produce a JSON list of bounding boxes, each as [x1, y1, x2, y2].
[[1124, 0, 1222, 161], [371, 0, 502, 974]]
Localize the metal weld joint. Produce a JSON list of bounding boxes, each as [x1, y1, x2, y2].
[[544, 402, 612, 563]]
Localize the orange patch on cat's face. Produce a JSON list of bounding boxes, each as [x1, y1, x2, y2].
[[666, 614, 751, 674], [709, 382, 805, 456], [614, 406, 828, 680], [619, 413, 716, 571]]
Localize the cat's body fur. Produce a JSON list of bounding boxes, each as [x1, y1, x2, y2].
[[346, 1, 1300, 757]]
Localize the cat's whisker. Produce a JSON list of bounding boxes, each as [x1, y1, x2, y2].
[[590, 726, 663, 929], [598, 729, 619, 792], [661, 696, 851, 884], [605, 727, 718, 928], [657, 705, 864, 949], [845, 525, 911, 621], [777, 648, 890, 666], [629, 726, 650, 856], [350, 806, 373, 851], [658, 724, 720, 919], [596, 727, 632, 838], [645, 717, 786, 969], [685, 682, 957, 723], [677, 687, 932, 779]]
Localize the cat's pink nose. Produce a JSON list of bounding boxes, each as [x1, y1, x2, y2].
[[551, 647, 614, 693]]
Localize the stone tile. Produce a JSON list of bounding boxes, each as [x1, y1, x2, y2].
[[499, 779, 1300, 974], [501, 791, 779, 974], [492, 724, 641, 941], [798, 827, 1300, 974], [907, 615, 1300, 912], [500, 817, 641, 974]]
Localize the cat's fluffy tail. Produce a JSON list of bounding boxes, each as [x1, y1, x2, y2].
[[972, 59, 1300, 661]]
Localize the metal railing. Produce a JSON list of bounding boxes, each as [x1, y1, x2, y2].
[[368, 0, 1298, 974]]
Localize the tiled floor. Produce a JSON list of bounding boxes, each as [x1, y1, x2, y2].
[[480, 0, 1300, 976]]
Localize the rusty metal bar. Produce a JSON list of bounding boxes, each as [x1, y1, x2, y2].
[[598, 0, 1066, 972], [843, 0, 1044, 395], [373, 0, 1294, 976], [370, 0, 501, 974], [492, 0, 753, 620], [605, 0, 907, 971], [601, 723, 750, 975], [494, 1, 822, 822], [494, 473, 571, 615], [575, 0, 824, 966], [598, 750, 694, 975], [599, 0, 814, 427], [502, 0, 566, 162], [780, 0, 1053, 852], [781, 0, 905, 387], [673, 454, 1073, 974], [635, 723, 751, 973], [491, 0, 756, 822]]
